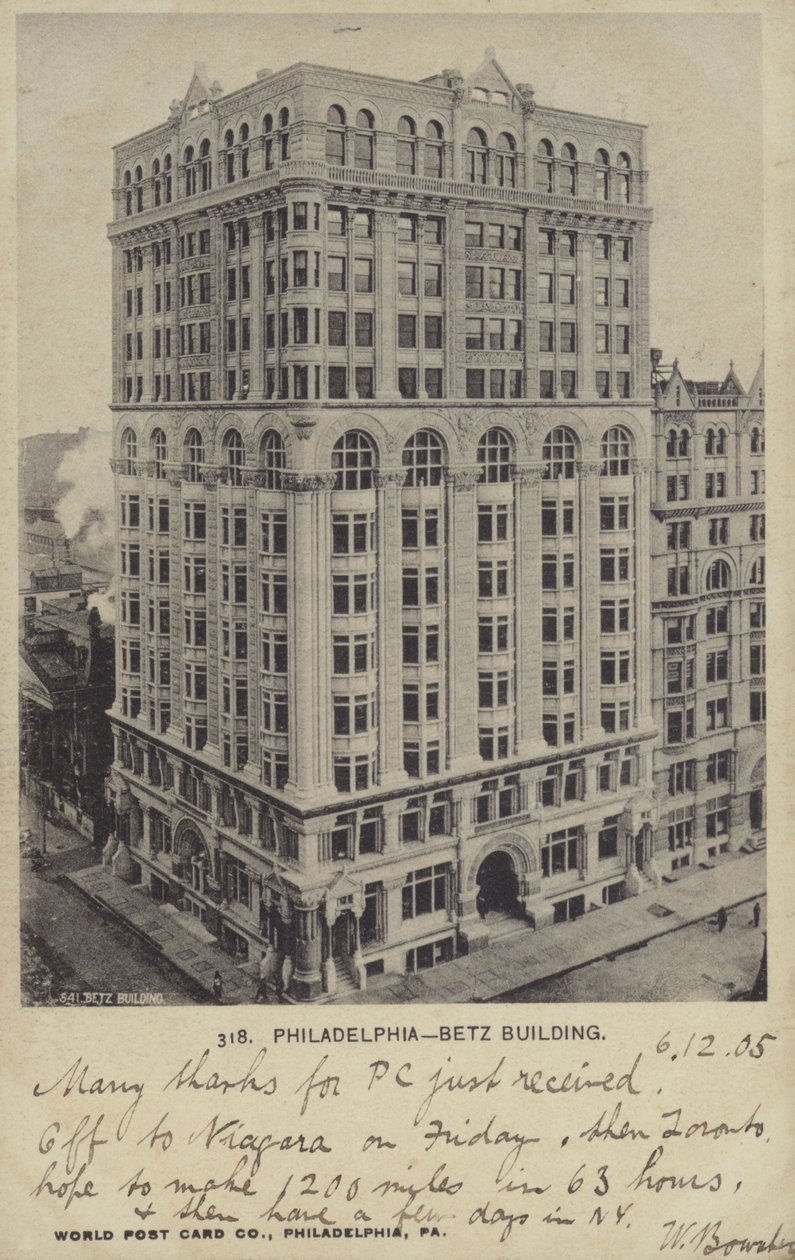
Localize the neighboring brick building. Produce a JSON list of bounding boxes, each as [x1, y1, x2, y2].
[[651, 356, 765, 871], [106, 51, 661, 1000]]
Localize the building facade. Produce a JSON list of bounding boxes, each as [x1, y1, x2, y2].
[[651, 358, 765, 872], [106, 52, 659, 1000]]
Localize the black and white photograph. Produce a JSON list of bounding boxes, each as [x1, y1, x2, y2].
[[17, 12, 768, 1010]]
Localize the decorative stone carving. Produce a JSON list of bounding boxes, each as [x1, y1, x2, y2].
[[109, 458, 127, 474], [444, 468, 481, 492], [201, 466, 227, 489], [512, 463, 544, 487], [291, 415, 317, 441], [373, 469, 405, 488], [241, 470, 269, 488], [165, 463, 188, 486], [465, 248, 525, 264], [282, 472, 338, 493], [466, 350, 524, 365], [516, 82, 536, 117], [631, 457, 654, 475], [577, 459, 603, 479]]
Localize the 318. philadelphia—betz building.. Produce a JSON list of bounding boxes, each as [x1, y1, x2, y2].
[[105, 50, 666, 1000]]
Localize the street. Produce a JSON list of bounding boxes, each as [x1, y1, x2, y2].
[[494, 897, 766, 1003], [20, 792, 207, 1006]]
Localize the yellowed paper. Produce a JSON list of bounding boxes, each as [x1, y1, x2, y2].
[[4, 5, 794, 1259]]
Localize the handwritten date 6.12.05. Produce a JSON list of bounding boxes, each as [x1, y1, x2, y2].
[[655, 1032, 776, 1063]]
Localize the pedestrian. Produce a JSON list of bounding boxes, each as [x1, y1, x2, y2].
[[212, 970, 223, 1003], [255, 977, 269, 1004], [476, 890, 486, 920], [752, 901, 761, 928], [717, 906, 728, 933]]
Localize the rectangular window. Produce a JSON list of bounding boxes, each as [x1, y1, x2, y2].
[[354, 258, 373, 293], [398, 261, 416, 295], [328, 310, 347, 346], [354, 312, 373, 347], [398, 314, 417, 348], [328, 256, 346, 291], [465, 267, 483, 299], [424, 264, 443, 297]]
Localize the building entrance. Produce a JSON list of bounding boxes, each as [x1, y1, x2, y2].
[[750, 788, 764, 831], [476, 850, 520, 917], [634, 834, 645, 869], [332, 910, 355, 959]]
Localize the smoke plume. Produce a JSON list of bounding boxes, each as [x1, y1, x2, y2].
[[55, 427, 114, 549]]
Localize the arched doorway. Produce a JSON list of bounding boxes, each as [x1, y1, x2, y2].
[[476, 850, 520, 917]]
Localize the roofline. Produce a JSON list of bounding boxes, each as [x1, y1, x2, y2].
[[113, 57, 646, 152]]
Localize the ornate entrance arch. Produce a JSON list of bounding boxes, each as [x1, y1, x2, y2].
[[172, 820, 211, 863], [476, 850, 520, 915], [465, 831, 538, 895]]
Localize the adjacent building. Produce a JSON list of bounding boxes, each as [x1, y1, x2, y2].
[[651, 357, 765, 871], [106, 51, 662, 1000]]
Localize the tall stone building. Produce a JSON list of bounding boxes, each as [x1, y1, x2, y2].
[[651, 357, 765, 872], [106, 52, 658, 1000]]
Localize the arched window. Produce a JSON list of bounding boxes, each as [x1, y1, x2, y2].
[[133, 165, 143, 212], [678, 430, 691, 457], [616, 152, 632, 203], [396, 115, 417, 175], [239, 122, 249, 143], [477, 427, 513, 483], [262, 113, 274, 169], [705, 427, 715, 456], [420, 119, 442, 178], [602, 428, 634, 476], [543, 427, 576, 479], [749, 557, 765, 586], [151, 428, 167, 479], [259, 429, 285, 490], [706, 559, 731, 591], [185, 428, 205, 482], [666, 429, 678, 458], [199, 138, 212, 192], [163, 153, 172, 203], [750, 426, 764, 454], [184, 145, 196, 197], [536, 139, 554, 192], [715, 427, 727, 456], [402, 429, 444, 487], [332, 430, 376, 490], [466, 128, 488, 185], [326, 105, 346, 165], [121, 428, 137, 476], [595, 148, 610, 199], [223, 129, 235, 183], [123, 168, 132, 216], [223, 429, 245, 486], [278, 107, 290, 160], [354, 109, 375, 169], [602, 425, 632, 476], [495, 133, 517, 188], [152, 158, 161, 206], [560, 142, 577, 195]]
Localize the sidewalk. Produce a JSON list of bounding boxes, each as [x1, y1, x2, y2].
[[337, 849, 767, 1005], [67, 850, 765, 1007], [67, 866, 260, 1004]]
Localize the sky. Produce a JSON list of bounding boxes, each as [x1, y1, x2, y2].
[[16, 11, 764, 438]]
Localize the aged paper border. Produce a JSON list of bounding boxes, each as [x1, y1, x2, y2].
[[1, 2, 793, 1257]]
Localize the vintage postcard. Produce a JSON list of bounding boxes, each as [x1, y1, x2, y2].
[[3, 4, 793, 1258]]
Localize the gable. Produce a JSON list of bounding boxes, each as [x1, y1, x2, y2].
[[466, 48, 518, 106], [659, 364, 697, 411]]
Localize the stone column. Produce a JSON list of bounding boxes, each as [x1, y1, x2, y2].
[[514, 465, 546, 756], [291, 900, 323, 1000], [450, 81, 465, 181], [140, 243, 155, 404], [577, 233, 596, 400], [632, 457, 654, 729], [209, 210, 225, 401], [375, 470, 409, 785], [201, 468, 222, 758], [445, 468, 480, 770], [247, 214, 266, 400], [375, 212, 400, 399], [166, 464, 185, 738], [578, 460, 603, 742], [242, 472, 263, 778], [285, 472, 335, 801]]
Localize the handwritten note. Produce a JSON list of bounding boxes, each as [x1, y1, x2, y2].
[[10, 1015, 793, 1259]]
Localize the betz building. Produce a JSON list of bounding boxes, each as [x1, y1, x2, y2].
[[106, 51, 663, 1000]]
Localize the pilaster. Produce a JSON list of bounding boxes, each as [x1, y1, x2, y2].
[[445, 468, 480, 770]]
